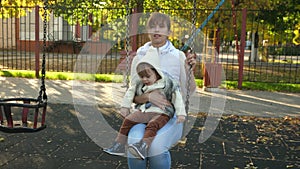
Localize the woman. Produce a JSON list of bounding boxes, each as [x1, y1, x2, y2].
[[127, 12, 196, 169]]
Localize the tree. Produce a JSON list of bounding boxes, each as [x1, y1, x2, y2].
[[0, 0, 41, 18], [2, 0, 299, 46]]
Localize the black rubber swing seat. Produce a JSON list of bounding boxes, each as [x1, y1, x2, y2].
[[0, 97, 47, 133]]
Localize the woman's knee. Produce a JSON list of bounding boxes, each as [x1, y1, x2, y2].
[[128, 123, 146, 144], [148, 120, 183, 156], [148, 151, 171, 169]]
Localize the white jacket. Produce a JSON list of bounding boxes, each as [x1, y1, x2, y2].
[[121, 46, 186, 117], [130, 40, 196, 103]]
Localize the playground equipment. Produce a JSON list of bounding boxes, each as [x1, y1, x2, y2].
[[0, 1, 48, 133]]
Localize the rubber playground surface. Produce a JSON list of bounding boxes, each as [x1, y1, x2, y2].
[[0, 77, 299, 168], [0, 103, 299, 169]]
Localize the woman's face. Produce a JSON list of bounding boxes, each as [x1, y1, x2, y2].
[[147, 21, 170, 47]]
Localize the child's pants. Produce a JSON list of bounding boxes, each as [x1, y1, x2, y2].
[[116, 110, 170, 146]]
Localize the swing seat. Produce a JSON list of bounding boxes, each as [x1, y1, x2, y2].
[[0, 98, 47, 133]]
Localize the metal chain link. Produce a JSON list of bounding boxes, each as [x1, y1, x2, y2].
[[38, 0, 48, 102], [125, 1, 131, 88], [180, 0, 197, 142], [185, 0, 197, 114]]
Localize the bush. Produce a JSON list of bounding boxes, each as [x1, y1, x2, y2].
[[268, 45, 300, 55]]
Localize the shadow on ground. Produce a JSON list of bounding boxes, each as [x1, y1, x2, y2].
[[0, 103, 299, 169]]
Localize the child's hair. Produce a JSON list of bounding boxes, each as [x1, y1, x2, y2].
[[136, 62, 161, 80], [146, 12, 171, 31]]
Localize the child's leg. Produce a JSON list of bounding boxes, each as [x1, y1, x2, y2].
[[142, 113, 170, 146], [115, 110, 150, 144]]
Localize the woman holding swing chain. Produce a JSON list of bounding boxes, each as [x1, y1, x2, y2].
[[126, 12, 196, 169]]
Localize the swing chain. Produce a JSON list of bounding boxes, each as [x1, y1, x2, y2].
[[125, 0, 131, 88], [38, 0, 48, 103], [185, 0, 197, 114]]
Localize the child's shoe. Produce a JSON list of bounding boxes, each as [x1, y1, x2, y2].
[[128, 141, 148, 160], [103, 142, 125, 156]]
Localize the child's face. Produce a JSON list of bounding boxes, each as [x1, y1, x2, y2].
[[138, 68, 158, 86]]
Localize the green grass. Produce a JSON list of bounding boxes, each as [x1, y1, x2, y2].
[[0, 70, 123, 82], [0, 70, 36, 78], [225, 81, 300, 93], [1, 70, 299, 93]]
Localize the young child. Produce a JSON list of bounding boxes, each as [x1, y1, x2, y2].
[[103, 47, 186, 160]]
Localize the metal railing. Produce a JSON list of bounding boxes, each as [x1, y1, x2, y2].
[[0, 6, 299, 84]]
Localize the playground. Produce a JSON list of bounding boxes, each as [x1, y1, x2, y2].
[[1, 1, 299, 168]]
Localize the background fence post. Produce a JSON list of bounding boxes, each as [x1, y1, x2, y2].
[[238, 8, 247, 89]]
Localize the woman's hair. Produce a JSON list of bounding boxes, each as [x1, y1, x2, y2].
[[136, 62, 161, 80], [146, 12, 171, 31]]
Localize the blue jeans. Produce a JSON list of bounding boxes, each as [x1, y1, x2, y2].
[[127, 116, 183, 169]]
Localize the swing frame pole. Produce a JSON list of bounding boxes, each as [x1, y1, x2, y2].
[[181, 0, 225, 52]]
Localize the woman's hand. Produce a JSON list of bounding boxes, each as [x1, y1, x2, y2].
[[148, 90, 171, 110], [119, 107, 130, 118], [176, 115, 186, 123], [185, 50, 197, 70]]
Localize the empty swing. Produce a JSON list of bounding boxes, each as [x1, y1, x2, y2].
[[0, 2, 48, 133]]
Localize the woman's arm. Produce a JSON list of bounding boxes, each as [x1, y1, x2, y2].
[[185, 51, 197, 94], [133, 90, 171, 108], [133, 92, 149, 104]]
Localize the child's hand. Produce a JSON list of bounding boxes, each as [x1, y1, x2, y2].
[[176, 115, 186, 123], [119, 107, 130, 118]]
